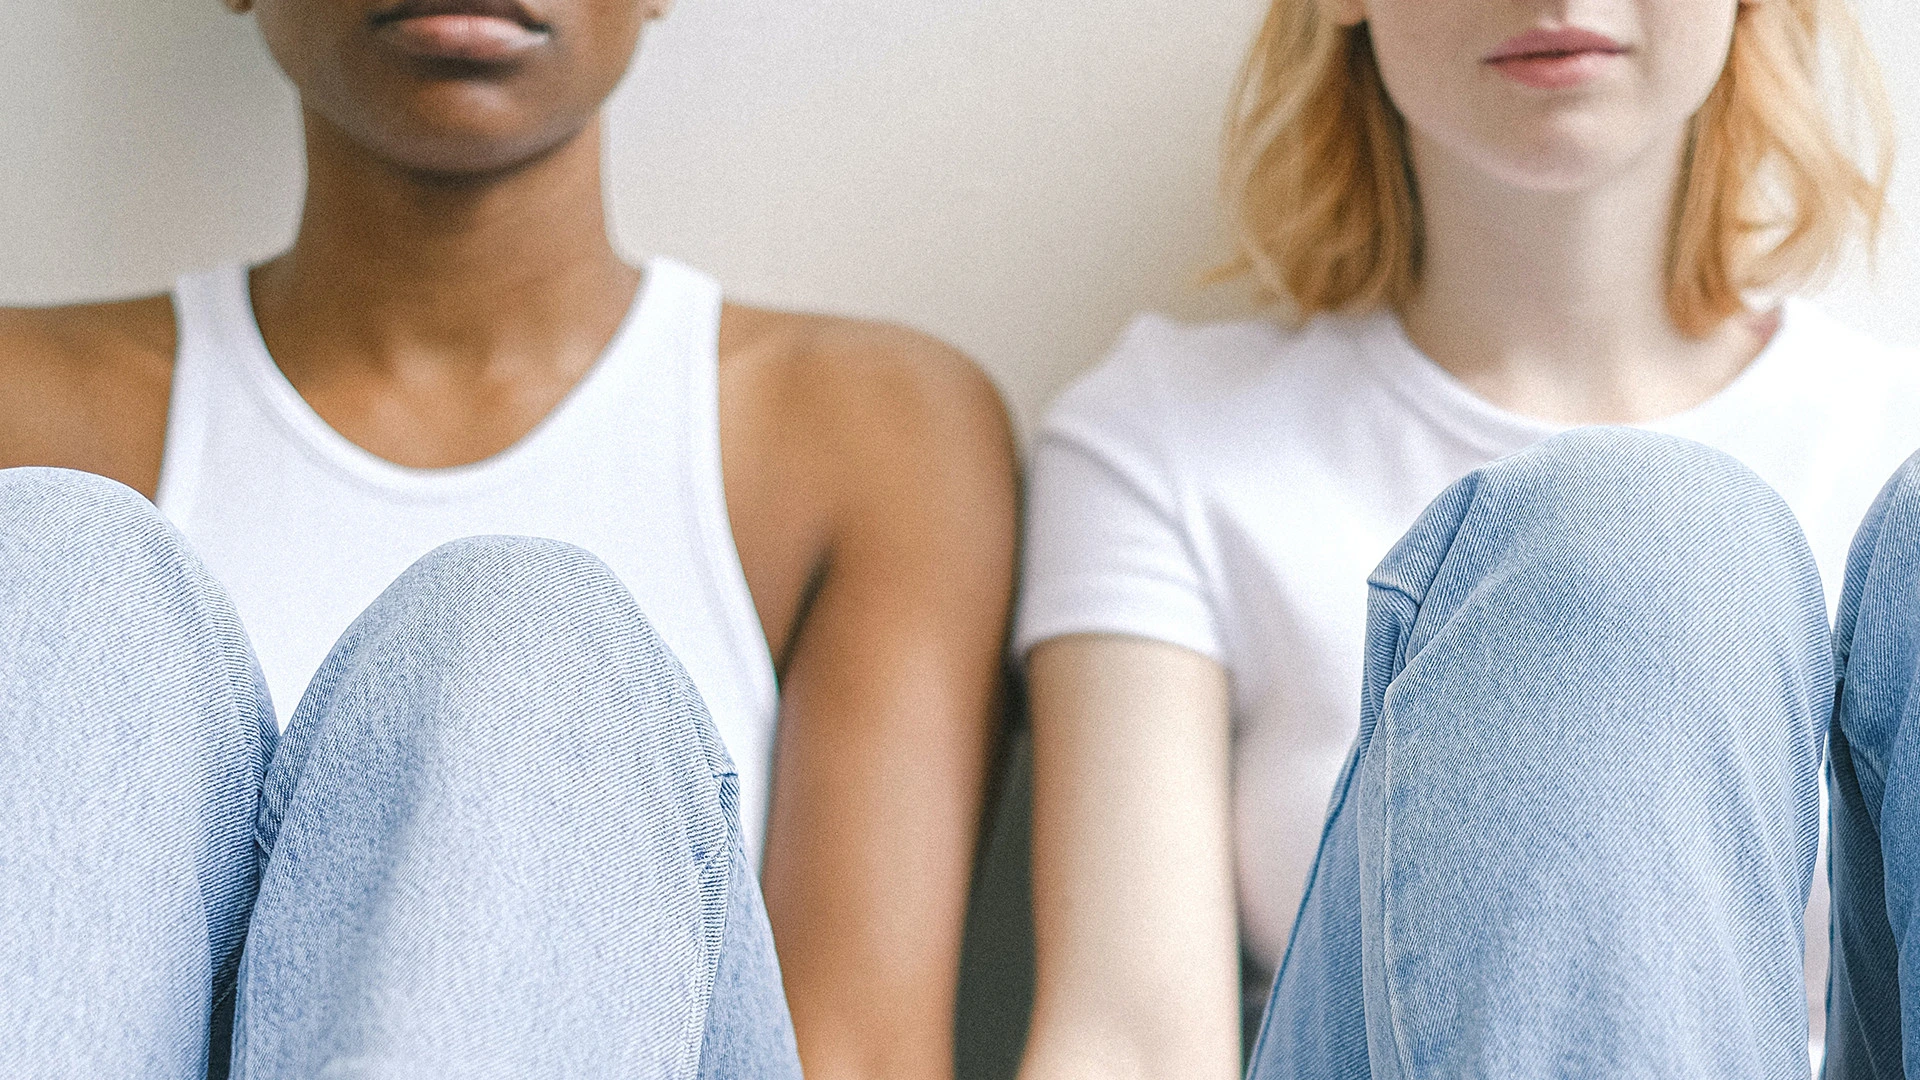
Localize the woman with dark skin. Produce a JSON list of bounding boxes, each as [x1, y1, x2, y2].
[[0, 1, 1017, 1076]]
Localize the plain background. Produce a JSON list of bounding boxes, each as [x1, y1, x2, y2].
[[1, 3, 1916, 1076], [6, 0, 1914, 434]]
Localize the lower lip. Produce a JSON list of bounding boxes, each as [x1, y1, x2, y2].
[[1487, 51, 1623, 90], [377, 14, 550, 63]]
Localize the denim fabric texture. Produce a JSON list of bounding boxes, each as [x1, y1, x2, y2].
[[0, 469, 800, 1079], [1247, 428, 1832, 1080], [0, 468, 276, 1079], [1828, 450, 1920, 1080]]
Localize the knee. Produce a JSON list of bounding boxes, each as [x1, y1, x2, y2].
[[0, 468, 258, 691], [1835, 451, 1920, 749], [1490, 427, 1796, 554], [0, 467, 182, 589], [1437, 427, 1820, 611], [0, 469, 271, 900], [370, 535, 672, 673], [1838, 450, 1920, 641], [1364, 431, 1830, 936], [263, 534, 734, 866], [299, 535, 726, 774], [1371, 428, 1831, 751], [1863, 447, 1920, 533]]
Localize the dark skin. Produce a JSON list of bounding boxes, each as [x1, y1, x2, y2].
[[0, 1, 1018, 1077]]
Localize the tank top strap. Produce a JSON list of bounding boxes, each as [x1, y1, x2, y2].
[[621, 256, 724, 378], [642, 256, 725, 455], [157, 265, 257, 522], [622, 258, 780, 767]]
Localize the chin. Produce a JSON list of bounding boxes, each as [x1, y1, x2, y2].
[[332, 90, 591, 179], [380, 133, 574, 179], [1473, 120, 1653, 195], [1482, 154, 1625, 194]]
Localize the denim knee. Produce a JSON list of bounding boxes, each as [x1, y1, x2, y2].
[[1334, 429, 1832, 1080], [1, 464, 155, 526], [318, 536, 723, 752], [259, 535, 736, 860], [3, 466, 199, 595], [1, 465, 269, 726], [1375, 427, 1825, 637], [1479, 426, 1805, 574], [1361, 425, 1830, 933], [1836, 447, 1920, 675], [237, 537, 742, 1078], [0, 466, 273, 1000]]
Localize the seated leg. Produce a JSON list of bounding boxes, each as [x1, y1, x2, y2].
[[1249, 429, 1830, 1080], [1827, 451, 1920, 1079], [230, 536, 802, 1079], [0, 468, 275, 1079]]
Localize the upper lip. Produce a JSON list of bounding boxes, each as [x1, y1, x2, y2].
[[1485, 27, 1628, 62], [369, 0, 549, 31]]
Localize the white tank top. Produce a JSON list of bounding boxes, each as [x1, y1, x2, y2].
[[157, 258, 782, 858]]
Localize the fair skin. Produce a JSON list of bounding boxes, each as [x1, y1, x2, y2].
[[0, 2, 1016, 1077], [1021, 2, 1771, 1078]]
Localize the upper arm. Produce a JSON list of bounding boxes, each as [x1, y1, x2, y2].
[[0, 309, 74, 463], [758, 327, 1018, 1080], [1021, 635, 1240, 1080], [0, 300, 174, 496], [1012, 360, 1240, 1080]]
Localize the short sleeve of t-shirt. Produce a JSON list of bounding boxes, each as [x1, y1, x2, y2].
[[1014, 317, 1222, 662]]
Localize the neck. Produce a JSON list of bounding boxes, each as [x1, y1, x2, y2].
[[1399, 129, 1770, 424], [252, 110, 640, 379]]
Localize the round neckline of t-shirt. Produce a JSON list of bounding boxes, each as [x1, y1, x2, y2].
[[1354, 300, 1802, 454], [214, 260, 667, 501]]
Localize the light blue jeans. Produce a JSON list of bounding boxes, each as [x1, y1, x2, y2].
[[1249, 428, 1836, 1079], [0, 467, 802, 1079]]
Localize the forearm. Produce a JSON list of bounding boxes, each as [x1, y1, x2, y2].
[[1022, 637, 1243, 1080], [761, 655, 991, 1080], [786, 1006, 957, 1080], [1019, 999, 1241, 1080], [768, 828, 971, 1080]]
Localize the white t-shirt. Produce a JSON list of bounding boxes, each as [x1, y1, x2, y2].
[[1015, 300, 1920, 1026]]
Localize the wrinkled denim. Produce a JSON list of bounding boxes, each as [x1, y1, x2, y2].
[[1828, 449, 1920, 1080], [0, 467, 801, 1080], [1248, 428, 1832, 1080]]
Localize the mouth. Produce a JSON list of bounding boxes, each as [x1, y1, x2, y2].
[[1484, 27, 1629, 90], [369, 0, 553, 64]]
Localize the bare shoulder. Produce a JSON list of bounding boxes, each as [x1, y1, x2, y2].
[[722, 304, 1012, 448], [0, 295, 176, 493], [0, 295, 173, 366], [719, 303, 1017, 504]]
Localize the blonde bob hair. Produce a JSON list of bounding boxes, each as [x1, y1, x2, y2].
[[1222, 0, 1895, 336]]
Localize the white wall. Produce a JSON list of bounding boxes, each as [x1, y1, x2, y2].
[[1812, 0, 1920, 351], [1, 0, 1914, 433]]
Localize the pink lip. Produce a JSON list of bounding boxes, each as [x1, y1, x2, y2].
[[370, 0, 551, 63], [1484, 27, 1629, 90], [378, 14, 548, 62]]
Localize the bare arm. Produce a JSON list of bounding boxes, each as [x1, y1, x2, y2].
[[1019, 635, 1241, 1080], [0, 299, 174, 495], [755, 331, 1018, 1080]]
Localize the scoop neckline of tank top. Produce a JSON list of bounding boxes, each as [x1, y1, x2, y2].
[[1354, 301, 1798, 457], [217, 261, 666, 499]]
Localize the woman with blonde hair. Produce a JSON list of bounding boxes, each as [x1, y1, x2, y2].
[[1017, 0, 1916, 1074]]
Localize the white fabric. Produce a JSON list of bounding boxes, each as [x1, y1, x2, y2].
[[158, 258, 781, 859], [1016, 301, 1920, 1012]]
